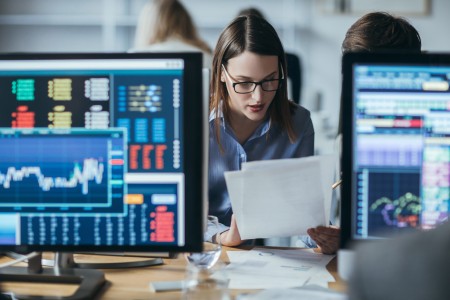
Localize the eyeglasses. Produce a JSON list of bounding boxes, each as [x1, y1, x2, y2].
[[222, 64, 284, 94]]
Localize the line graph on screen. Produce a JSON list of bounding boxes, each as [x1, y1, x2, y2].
[[0, 129, 126, 214]]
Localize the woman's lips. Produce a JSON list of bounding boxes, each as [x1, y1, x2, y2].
[[248, 104, 264, 112]]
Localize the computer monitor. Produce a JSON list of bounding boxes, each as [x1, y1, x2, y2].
[[341, 52, 450, 249], [0, 53, 204, 298]]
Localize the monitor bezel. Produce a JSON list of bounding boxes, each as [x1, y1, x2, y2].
[[340, 51, 450, 249], [0, 52, 204, 253]]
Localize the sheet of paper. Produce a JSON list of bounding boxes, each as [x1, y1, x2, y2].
[[226, 250, 251, 263], [224, 155, 334, 240], [306, 271, 336, 288], [225, 248, 335, 290], [223, 171, 245, 233], [242, 155, 335, 226], [237, 286, 348, 300]]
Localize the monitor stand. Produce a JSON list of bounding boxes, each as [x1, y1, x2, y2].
[[0, 253, 106, 300], [6, 252, 164, 269], [60, 252, 164, 269]]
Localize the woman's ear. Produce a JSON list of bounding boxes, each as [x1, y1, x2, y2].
[[220, 70, 226, 83]]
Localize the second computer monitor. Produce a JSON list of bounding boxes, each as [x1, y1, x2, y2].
[[341, 52, 450, 247]]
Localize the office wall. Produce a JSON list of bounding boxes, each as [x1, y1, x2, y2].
[[297, 0, 450, 134], [0, 0, 449, 150]]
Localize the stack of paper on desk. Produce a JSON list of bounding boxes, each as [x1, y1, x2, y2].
[[224, 155, 335, 240], [226, 248, 335, 289], [237, 286, 347, 300]]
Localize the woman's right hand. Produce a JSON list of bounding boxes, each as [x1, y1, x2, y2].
[[218, 214, 243, 247], [307, 226, 340, 254]]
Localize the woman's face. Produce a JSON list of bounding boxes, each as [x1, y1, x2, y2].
[[221, 51, 279, 125]]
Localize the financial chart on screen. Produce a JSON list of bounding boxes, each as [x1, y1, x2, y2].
[[0, 54, 203, 251], [351, 61, 450, 239], [0, 129, 125, 212], [0, 128, 126, 245]]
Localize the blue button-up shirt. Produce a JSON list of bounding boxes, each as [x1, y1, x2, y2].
[[207, 103, 315, 241]]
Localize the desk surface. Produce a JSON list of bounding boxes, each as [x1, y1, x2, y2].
[[0, 247, 345, 299]]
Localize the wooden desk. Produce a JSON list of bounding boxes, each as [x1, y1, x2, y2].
[[0, 247, 345, 299]]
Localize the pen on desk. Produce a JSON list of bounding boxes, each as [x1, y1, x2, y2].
[[332, 179, 342, 190]]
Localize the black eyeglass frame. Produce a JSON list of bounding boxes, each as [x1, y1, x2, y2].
[[221, 64, 284, 94]]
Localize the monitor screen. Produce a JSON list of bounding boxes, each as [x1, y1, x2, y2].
[[341, 52, 450, 247], [0, 53, 204, 253]]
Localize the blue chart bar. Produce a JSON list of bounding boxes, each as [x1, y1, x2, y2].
[[117, 118, 131, 140], [135, 118, 149, 143], [152, 118, 166, 143], [0, 128, 126, 215]]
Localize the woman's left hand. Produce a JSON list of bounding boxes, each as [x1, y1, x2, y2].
[[307, 226, 340, 255], [219, 214, 243, 247]]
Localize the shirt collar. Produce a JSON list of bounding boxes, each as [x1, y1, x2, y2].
[[254, 118, 271, 138], [209, 101, 272, 139], [209, 107, 223, 123]]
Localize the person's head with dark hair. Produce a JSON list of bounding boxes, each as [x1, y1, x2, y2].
[[338, 11, 422, 134], [210, 15, 297, 147], [342, 12, 422, 53], [237, 7, 265, 19]]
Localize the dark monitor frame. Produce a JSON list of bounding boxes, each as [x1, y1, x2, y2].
[[340, 51, 450, 249], [0, 52, 204, 254]]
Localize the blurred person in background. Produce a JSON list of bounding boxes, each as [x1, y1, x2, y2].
[[309, 11, 422, 254], [130, 0, 212, 68]]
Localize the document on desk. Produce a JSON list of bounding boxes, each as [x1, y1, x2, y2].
[[224, 155, 334, 239], [237, 286, 347, 300], [226, 248, 335, 289]]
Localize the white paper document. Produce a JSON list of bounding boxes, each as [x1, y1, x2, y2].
[[237, 286, 347, 300], [226, 248, 335, 290], [224, 155, 334, 240]]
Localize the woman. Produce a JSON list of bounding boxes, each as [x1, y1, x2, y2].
[[130, 0, 212, 68], [208, 15, 314, 247]]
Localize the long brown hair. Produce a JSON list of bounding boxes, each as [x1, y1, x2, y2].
[[210, 15, 297, 146], [134, 0, 211, 53]]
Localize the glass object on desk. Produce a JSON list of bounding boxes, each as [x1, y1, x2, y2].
[[185, 215, 222, 269], [183, 215, 229, 300], [184, 261, 229, 300]]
